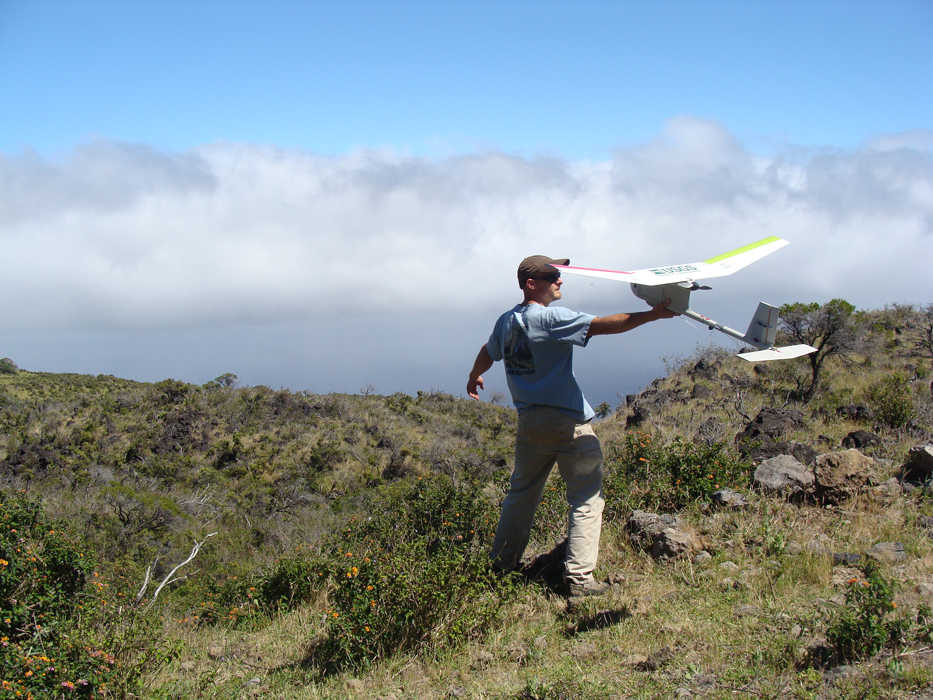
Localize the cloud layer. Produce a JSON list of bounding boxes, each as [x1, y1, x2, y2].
[[3, 118, 932, 329], [2, 118, 931, 396]]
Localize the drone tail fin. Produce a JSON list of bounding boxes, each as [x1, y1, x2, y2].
[[737, 301, 817, 362], [742, 302, 779, 348]]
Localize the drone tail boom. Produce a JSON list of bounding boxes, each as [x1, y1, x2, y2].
[[681, 300, 817, 362]]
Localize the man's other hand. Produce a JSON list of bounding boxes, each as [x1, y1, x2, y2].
[[467, 375, 485, 400]]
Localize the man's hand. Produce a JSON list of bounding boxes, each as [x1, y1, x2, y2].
[[467, 345, 494, 400], [467, 374, 485, 400], [650, 300, 679, 319]]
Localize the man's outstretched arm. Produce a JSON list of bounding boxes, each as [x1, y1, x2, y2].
[[467, 345, 494, 399], [586, 302, 678, 340]]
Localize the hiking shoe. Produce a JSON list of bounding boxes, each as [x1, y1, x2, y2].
[[566, 579, 610, 598]]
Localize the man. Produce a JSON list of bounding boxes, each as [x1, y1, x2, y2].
[[467, 255, 677, 596]]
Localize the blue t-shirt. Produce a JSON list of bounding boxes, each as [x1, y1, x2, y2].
[[486, 303, 596, 421]]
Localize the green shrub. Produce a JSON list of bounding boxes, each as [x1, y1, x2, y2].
[[310, 475, 517, 674], [522, 433, 752, 543], [211, 554, 326, 626], [602, 432, 753, 515], [0, 492, 163, 697], [865, 373, 915, 428], [0, 358, 17, 375], [826, 561, 906, 662], [210, 475, 517, 675]]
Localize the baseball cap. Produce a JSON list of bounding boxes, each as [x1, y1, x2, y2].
[[517, 255, 570, 287]]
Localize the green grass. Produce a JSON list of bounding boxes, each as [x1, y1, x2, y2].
[[1, 303, 932, 697]]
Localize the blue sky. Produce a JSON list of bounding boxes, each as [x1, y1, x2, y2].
[[3, 0, 932, 157], [1, 1, 932, 402]]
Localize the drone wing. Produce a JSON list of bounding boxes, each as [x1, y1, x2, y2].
[[554, 236, 788, 287]]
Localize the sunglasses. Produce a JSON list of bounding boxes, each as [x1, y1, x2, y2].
[[535, 273, 561, 283]]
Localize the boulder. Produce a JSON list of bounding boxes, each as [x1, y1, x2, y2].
[[788, 442, 819, 466], [694, 417, 725, 445], [736, 408, 806, 443], [738, 438, 817, 465], [626, 511, 702, 560], [869, 478, 903, 503], [832, 553, 862, 566], [866, 542, 907, 564], [691, 383, 712, 400], [813, 449, 874, 504], [753, 455, 814, 500], [735, 409, 813, 463], [693, 551, 712, 564], [836, 404, 873, 421], [689, 357, 721, 380], [626, 404, 651, 428], [653, 527, 700, 560], [711, 488, 749, 509], [841, 430, 881, 449], [901, 444, 933, 485]]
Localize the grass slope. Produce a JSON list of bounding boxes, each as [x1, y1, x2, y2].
[[1, 304, 932, 698]]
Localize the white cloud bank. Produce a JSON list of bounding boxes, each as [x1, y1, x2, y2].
[[2, 118, 931, 397]]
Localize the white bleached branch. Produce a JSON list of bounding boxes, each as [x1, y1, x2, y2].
[[137, 532, 217, 608]]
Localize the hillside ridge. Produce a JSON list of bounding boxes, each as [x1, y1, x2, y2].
[[1, 302, 932, 698]]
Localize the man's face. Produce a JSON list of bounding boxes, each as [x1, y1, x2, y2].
[[528, 271, 562, 304]]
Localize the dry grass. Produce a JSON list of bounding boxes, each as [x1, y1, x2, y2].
[[5, 305, 933, 699], [140, 485, 933, 698]]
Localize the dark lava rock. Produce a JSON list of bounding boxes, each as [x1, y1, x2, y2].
[[901, 444, 933, 485], [841, 430, 881, 449], [832, 552, 863, 566], [836, 404, 873, 421]]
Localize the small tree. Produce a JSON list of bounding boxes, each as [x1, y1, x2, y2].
[[919, 303, 933, 359], [0, 357, 17, 374], [779, 299, 860, 402], [204, 372, 238, 389]]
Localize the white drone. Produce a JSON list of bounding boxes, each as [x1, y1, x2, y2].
[[554, 236, 817, 362]]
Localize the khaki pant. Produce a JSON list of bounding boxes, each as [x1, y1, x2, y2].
[[491, 406, 605, 584]]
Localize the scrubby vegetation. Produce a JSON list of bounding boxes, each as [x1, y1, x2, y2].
[[1, 302, 931, 698]]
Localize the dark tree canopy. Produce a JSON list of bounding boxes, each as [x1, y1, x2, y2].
[[779, 299, 859, 402]]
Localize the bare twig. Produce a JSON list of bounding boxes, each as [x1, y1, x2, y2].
[[134, 556, 158, 603], [896, 646, 933, 658], [731, 389, 752, 422], [138, 533, 217, 608]]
